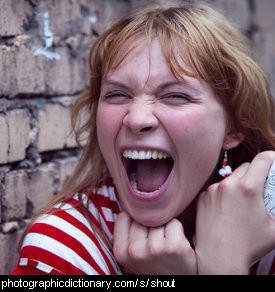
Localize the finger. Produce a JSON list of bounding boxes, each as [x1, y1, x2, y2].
[[129, 221, 149, 243], [165, 219, 191, 249], [165, 219, 183, 238], [217, 162, 250, 195], [225, 162, 250, 181], [128, 221, 149, 260], [114, 212, 132, 241], [148, 226, 165, 242], [243, 151, 275, 188], [206, 163, 250, 196], [147, 226, 166, 254], [233, 152, 275, 204], [113, 212, 132, 259]]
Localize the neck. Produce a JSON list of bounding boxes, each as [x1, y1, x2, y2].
[[177, 197, 197, 247]]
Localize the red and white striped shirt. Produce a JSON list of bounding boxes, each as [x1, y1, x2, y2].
[[12, 178, 122, 275], [12, 178, 274, 275]]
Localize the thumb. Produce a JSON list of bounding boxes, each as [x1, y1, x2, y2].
[[113, 212, 132, 262]]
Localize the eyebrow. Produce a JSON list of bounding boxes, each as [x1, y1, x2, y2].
[[102, 79, 132, 91], [102, 79, 197, 91]]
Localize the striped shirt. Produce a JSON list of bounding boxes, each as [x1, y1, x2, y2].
[[12, 178, 122, 275], [11, 178, 274, 275]]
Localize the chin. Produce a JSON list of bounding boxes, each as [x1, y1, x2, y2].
[[130, 211, 173, 227]]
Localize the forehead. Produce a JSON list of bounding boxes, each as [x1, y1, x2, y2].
[[105, 37, 194, 82], [109, 39, 166, 74], [102, 38, 215, 97]]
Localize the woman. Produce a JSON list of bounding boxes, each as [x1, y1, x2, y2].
[[12, 1, 275, 275]]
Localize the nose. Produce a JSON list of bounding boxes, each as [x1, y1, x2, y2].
[[123, 100, 159, 134]]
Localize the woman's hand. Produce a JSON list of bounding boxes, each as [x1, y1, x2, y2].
[[113, 212, 197, 275], [195, 151, 275, 275]]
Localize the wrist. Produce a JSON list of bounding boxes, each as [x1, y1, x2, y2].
[[198, 261, 249, 275], [196, 249, 249, 275]]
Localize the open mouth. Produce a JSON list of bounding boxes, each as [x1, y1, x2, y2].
[[122, 149, 174, 198]]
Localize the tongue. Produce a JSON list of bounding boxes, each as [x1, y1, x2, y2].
[[135, 159, 172, 192]]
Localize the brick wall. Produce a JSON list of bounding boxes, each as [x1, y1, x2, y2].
[[0, 0, 274, 275]]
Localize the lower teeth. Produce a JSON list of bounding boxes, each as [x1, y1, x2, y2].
[[130, 173, 161, 195]]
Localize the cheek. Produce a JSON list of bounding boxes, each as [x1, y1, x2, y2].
[[96, 104, 124, 153], [163, 107, 227, 160]]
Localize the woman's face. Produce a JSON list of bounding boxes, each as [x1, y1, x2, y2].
[[97, 38, 230, 227]]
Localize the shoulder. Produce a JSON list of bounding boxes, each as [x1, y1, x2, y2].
[[82, 177, 121, 240], [15, 179, 122, 275]]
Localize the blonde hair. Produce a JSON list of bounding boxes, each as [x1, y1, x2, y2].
[[22, 1, 275, 245]]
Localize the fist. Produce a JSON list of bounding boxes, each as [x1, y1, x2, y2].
[[113, 212, 197, 275]]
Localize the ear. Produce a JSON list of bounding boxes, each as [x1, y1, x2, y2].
[[222, 131, 245, 150]]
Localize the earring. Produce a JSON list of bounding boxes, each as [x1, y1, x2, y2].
[[218, 150, 232, 178]]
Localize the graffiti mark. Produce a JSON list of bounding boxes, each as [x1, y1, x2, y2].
[[86, 15, 98, 24], [33, 11, 60, 60]]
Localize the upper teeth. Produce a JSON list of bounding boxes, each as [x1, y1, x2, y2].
[[122, 150, 171, 160]]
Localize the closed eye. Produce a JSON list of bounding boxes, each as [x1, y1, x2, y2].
[[103, 91, 131, 104], [160, 92, 192, 104]]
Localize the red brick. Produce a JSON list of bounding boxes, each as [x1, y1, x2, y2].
[[7, 110, 31, 162], [0, 0, 32, 37], [56, 157, 79, 189], [0, 231, 23, 274], [28, 163, 57, 214], [2, 170, 28, 221], [37, 104, 67, 152], [0, 36, 46, 97], [36, 0, 105, 38], [0, 115, 9, 164]]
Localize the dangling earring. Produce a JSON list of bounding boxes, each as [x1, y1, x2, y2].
[[218, 150, 232, 178]]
